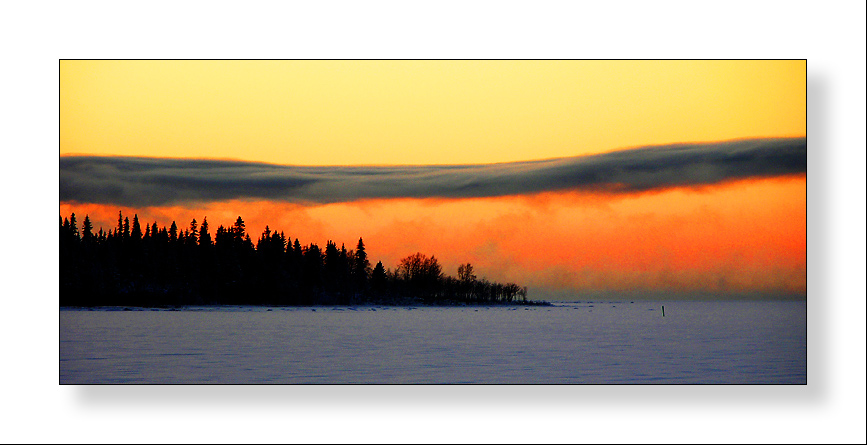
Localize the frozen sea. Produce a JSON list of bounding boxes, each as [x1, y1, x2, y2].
[[59, 301, 806, 384]]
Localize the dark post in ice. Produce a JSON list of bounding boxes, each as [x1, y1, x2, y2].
[[662, 305, 665, 317]]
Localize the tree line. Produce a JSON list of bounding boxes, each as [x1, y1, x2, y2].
[[60, 211, 541, 307]]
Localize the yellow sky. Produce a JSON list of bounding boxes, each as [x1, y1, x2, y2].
[[60, 60, 805, 165]]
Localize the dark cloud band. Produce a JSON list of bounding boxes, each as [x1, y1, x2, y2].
[[60, 137, 806, 207]]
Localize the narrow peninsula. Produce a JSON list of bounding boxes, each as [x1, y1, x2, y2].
[[60, 212, 549, 308]]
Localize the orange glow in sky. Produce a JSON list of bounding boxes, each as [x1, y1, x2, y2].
[[60, 60, 806, 299], [61, 175, 806, 299]]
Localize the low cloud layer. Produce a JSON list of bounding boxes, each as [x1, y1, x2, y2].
[[60, 137, 806, 207]]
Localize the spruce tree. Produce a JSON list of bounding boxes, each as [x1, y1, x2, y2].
[[371, 261, 387, 292], [70, 213, 79, 239], [199, 217, 211, 247], [122, 217, 130, 240], [353, 237, 371, 290], [131, 214, 142, 241], [233, 216, 246, 243], [82, 215, 93, 242]]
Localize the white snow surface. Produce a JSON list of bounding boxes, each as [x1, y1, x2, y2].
[[60, 301, 806, 384]]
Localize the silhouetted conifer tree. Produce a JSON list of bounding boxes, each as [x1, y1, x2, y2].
[[371, 261, 387, 292], [131, 214, 142, 241], [199, 217, 211, 247], [69, 213, 79, 239], [233, 216, 246, 243], [82, 215, 93, 242], [353, 237, 371, 292]]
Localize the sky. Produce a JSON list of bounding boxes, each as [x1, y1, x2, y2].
[[59, 60, 806, 300]]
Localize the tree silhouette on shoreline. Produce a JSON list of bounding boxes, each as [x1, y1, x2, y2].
[[60, 211, 538, 307]]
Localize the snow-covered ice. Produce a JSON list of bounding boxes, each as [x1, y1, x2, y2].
[[60, 301, 806, 384]]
